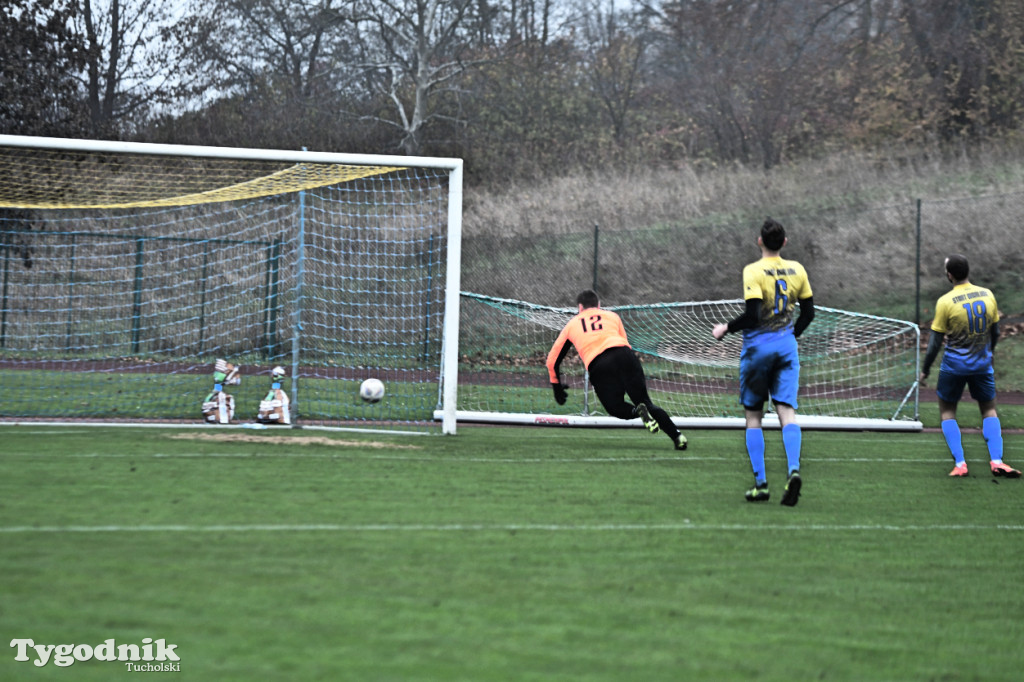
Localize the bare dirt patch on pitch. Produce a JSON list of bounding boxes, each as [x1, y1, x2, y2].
[[168, 432, 421, 449]]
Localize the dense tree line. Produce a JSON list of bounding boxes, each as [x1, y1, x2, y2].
[[2, 0, 1022, 184]]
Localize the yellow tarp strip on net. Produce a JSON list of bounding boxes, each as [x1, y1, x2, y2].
[[0, 154, 405, 209]]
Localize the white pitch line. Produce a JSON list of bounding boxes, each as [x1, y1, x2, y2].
[[0, 451, 978, 464], [0, 523, 1022, 534], [0, 430, 98, 435]]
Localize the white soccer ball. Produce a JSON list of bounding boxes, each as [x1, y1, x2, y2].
[[359, 378, 385, 403]]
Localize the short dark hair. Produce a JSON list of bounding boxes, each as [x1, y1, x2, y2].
[[761, 218, 786, 251], [576, 289, 600, 308], [945, 254, 969, 281]]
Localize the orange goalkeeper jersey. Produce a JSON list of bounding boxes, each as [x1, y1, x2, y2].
[[546, 307, 631, 383]]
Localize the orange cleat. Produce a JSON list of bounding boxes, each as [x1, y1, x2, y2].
[[990, 461, 1022, 478], [949, 463, 969, 477]]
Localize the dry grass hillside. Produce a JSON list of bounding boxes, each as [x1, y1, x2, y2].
[[465, 142, 1024, 239], [460, 141, 1024, 320]]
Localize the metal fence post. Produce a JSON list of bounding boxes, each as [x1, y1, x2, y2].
[[915, 198, 922, 327], [584, 223, 601, 415], [131, 237, 145, 354]]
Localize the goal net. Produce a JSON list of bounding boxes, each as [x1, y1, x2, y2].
[[0, 135, 462, 433], [448, 293, 921, 431]]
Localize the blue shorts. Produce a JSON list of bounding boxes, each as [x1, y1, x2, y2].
[[935, 370, 996, 404], [739, 333, 800, 411]]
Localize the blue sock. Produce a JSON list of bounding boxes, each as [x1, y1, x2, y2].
[[782, 423, 802, 475], [941, 419, 965, 465], [746, 428, 766, 484], [983, 416, 1003, 461]]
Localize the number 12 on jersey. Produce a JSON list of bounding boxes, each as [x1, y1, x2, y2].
[[581, 314, 603, 332]]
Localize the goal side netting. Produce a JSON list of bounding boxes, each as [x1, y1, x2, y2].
[[444, 293, 921, 431], [0, 135, 462, 434]]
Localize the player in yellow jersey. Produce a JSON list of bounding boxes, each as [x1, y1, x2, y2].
[[546, 289, 687, 450], [712, 218, 815, 506], [920, 254, 1020, 478]]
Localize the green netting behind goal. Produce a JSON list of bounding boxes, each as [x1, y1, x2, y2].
[[0, 137, 462, 432], [453, 293, 920, 430]]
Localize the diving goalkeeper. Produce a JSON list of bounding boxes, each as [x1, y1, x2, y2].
[[545, 289, 687, 450]]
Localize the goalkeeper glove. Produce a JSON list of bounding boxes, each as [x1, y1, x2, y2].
[[552, 382, 568, 405]]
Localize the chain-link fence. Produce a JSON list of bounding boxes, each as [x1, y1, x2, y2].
[[462, 190, 1024, 326]]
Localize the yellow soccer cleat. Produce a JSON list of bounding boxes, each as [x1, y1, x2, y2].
[[781, 471, 802, 507], [633, 403, 660, 434], [745, 482, 770, 502]]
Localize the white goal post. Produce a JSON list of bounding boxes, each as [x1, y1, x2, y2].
[[444, 293, 922, 431], [0, 134, 463, 434]]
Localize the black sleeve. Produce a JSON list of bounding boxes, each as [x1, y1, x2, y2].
[[550, 339, 572, 384], [793, 296, 815, 338], [726, 298, 761, 334], [921, 330, 944, 377], [991, 321, 1000, 352]]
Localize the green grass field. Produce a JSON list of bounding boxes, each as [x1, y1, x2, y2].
[[2, 422, 1022, 681]]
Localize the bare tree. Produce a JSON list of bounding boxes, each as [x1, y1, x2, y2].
[[901, 0, 1024, 138], [573, 0, 652, 145], [653, 0, 858, 168], [175, 0, 365, 148], [0, 0, 88, 137], [351, 0, 480, 155], [71, 0, 196, 136], [186, 0, 356, 104]]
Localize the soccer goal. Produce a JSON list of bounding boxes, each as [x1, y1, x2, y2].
[[447, 293, 922, 431], [0, 134, 462, 434]]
